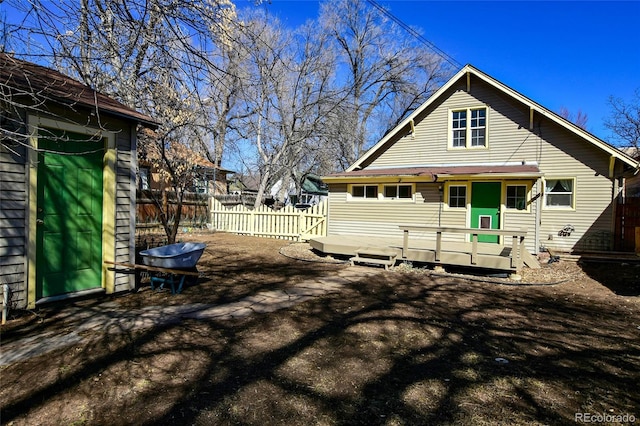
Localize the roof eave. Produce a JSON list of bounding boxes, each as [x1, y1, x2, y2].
[[347, 64, 640, 172]]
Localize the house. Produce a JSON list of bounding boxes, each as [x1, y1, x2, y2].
[[0, 53, 157, 309], [290, 174, 328, 208], [224, 173, 263, 207], [270, 173, 329, 208], [136, 139, 234, 228], [316, 64, 639, 263], [137, 137, 234, 196]]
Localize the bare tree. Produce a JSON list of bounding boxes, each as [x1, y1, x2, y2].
[[5, 0, 238, 242], [604, 88, 640, 155], [234, 11, 337, 208], [319, 0, 450, 169], [558, 106, 589, 130]]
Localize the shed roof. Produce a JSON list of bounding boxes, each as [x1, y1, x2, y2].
[[0, 53, 157, 127]]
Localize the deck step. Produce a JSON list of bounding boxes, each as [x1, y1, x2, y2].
[[521, 248, 541, 269], [350, 247, 398, 270]]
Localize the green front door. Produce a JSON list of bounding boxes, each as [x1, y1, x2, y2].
[[36, 130, 104, 298], [470, 182, 501, 243]]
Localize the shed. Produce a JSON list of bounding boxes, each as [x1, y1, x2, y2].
[[1, 53, 157, 309]]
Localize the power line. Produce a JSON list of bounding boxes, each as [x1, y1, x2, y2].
[[366, 0, 462, 69]]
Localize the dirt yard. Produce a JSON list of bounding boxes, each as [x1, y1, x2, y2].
[[1, 231, 639, 425]]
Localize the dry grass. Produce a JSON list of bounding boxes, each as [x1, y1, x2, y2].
[[1, 231, 639, 425]]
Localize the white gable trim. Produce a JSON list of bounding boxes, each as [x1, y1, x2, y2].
[[347, 64, 639, 172]]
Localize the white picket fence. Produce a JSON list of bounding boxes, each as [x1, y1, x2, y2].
[[210, 199, 327, 241]]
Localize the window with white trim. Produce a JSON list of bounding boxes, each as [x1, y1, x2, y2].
[[452, 111, 467, 147], [383, 184, 413, 199], [450, 107, 487, 148], [448, 185, 467, 208], [545, 179, 574, 208], [506, 185, 527, 210], [351, 185, 378, 199]]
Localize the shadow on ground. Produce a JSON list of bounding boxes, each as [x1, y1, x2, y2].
[[1, 233, 639, 425], [579, 259, 640, 296]]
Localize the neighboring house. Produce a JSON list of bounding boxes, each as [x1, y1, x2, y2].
[[138, 139, 234, 195], [270, 173, 329, 208], [223, 173, 264, 207], [290, 174, 329, 207], [321, 64, 640, 255], [228, 173, 260, 196], [0, 53, 157, 309]]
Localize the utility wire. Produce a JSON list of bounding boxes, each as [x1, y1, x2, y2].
[[366, 0, 462, 69]]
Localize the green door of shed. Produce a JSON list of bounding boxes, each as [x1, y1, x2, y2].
[[470, 182, 501, 243], [36, 130, 104, 298]]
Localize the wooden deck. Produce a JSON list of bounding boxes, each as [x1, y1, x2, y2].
[[310, 227, 540, 273]]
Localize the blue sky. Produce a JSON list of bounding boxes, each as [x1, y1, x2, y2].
[[3, 1, 637, 143], [242, 0, 639, 144]]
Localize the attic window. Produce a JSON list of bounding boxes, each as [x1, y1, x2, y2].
[[450, 107, 487, 149]]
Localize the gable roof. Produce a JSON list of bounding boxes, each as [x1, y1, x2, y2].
[[347, 64, 639, 173], [0, 53, 158, 127]]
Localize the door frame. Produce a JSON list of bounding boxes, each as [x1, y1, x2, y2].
[[469, 181, 502, 243], [27, 115, 116, 308]]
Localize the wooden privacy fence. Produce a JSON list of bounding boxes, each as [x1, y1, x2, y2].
[[615, 196, 640, 252], [137, 190, 209, 230], [210, 199, 327, 241]]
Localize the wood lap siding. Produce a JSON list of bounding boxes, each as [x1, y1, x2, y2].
[[113, 128, 136, 292], [371, 81, 541, 168], [537, 124, 616, 252], [327, 184, 469, 242], [327, 75, 622, 253], [0, 144, 28, 308]]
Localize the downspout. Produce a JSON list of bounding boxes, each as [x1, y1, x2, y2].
[[436, 175, 443, 227], [535, 179, 542, 254], [2, 284, 9, 325]]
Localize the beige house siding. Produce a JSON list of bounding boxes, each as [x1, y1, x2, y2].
[[368, 80, 540, 168], [324, 70, 634, 255], [537, 125, 617, 252]]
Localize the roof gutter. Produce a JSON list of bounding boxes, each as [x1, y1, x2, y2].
[[433, 172, 543, 181], [322, 174, 437, 184]]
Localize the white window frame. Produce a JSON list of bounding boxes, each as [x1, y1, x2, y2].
[[446, 183, 468, 209], [543, 178, 575, 210], [449, 107, 488, 149], [505, 183, 529, 212]]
